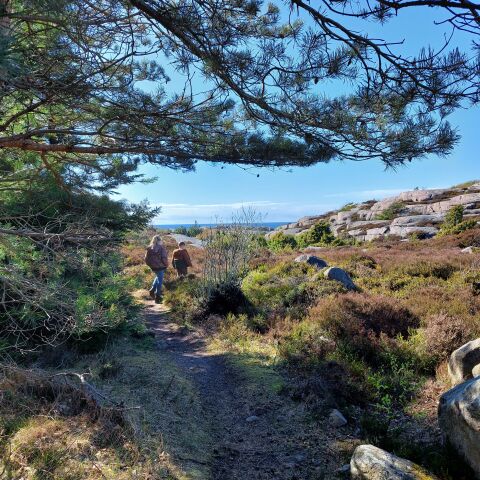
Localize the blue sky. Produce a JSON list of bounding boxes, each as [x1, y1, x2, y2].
[[116, 6, 479, 225]]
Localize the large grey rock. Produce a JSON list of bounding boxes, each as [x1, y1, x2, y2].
[[448, 338, 480, 386], [424, 193, 480, 214], [296, 215, 324, 227], [348, 220, 390, 230], [323, 267, 356, 290], [294, 254, 328, 269], [329, 210, 357, 224], [369, 197, 399, 211], [269, 185, 479, 244], [438, 377, 480, 477], [397, 189, 450, 203], [390, 214, 444, 226], [366, 227, 390, 237], [388, 225, 438, 238], [350, 445, 439, 480], [347, 229, 366, 238]]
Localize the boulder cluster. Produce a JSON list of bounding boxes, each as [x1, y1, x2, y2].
[[271, 183, 480, 241], [348, 339, 480, 479], [294, 254, 356, 290]]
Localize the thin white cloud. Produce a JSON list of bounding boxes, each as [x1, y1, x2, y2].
[[324, 188, 407, 199], [158, 200, 286, 209], [153, 200, 294, 223]]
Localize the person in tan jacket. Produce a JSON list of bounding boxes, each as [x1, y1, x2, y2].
[[172, 242, 193, 277]]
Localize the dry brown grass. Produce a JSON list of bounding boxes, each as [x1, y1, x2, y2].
[[0, 334, 209, 480]]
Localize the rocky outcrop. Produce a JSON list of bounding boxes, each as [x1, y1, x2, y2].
[[270, 183, 480, 242], [323, 267, 356, 290], [438, 377, 480, 477], [350, 445, 439, 479], [294, 254, 328, 269], [448, 338, 480, 386]]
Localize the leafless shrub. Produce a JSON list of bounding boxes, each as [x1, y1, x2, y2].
[[202, 207, 262, 292]]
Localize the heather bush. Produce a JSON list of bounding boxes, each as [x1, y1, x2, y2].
[[295, 293, 419, 364], [419, 313, 477, 368], [163, 277, 204, 322], [399, 261, 458, 280], [343, 254, 378, 278], [278, 320, 336, 367]]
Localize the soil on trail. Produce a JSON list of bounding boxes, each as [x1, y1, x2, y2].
[[143, 301, 357, 480]]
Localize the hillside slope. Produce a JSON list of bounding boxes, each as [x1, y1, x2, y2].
[[272, 181, 480, 241]]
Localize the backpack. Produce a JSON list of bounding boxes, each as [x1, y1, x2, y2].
[[145, 247, 166, 271]]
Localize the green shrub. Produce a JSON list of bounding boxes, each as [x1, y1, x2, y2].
[[203, 281, 253, 317], [296, 221, 335, 247], [241, 262, 345, 321], [439, 219, 477, 236], [339, 203, 357, 212], [445, 205, 464, 226], [174, 221, 203, 237], [174, 225, 188, 235], [186, 221, 203, 237], [164, 277, 204, 322], [267, 231, 297, 251], [0, 180, 154, 356], [438, 205, 478, 236], [375, 202, 405, 220], [278, 320, 335, 367]]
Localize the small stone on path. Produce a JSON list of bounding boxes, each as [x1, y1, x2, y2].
[[328, 409, 347, 427]]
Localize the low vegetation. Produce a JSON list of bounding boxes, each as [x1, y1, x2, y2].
[[374, 201, 406, 220], [160, 224, 480, 479], [267, 221, 355, 252], [174, 222, 203, 238], [438, 205, 478, 236]]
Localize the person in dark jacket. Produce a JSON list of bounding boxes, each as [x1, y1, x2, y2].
[[171, 242, 193, 277], [145, 235, 168, 303]]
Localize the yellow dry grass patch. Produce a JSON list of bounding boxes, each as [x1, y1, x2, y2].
[[0, 334, 211, 480]]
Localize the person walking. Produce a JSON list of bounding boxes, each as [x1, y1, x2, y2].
[[145, 235, 168, 303], [172, 241, 193, 277]]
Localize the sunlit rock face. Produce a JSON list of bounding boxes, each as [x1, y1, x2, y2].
[[271, 185, 480, 242], [438, 376, 480, 477]]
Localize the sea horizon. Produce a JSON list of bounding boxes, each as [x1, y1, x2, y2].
[[152, 221, 290, 230]]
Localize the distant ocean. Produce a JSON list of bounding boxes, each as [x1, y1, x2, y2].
[[153, 221, 289, 230]]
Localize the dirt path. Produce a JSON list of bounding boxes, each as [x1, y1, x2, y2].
[[143, 302, 355, 480]]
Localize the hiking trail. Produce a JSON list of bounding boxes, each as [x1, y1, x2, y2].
[[143, 301, 355, 480]]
